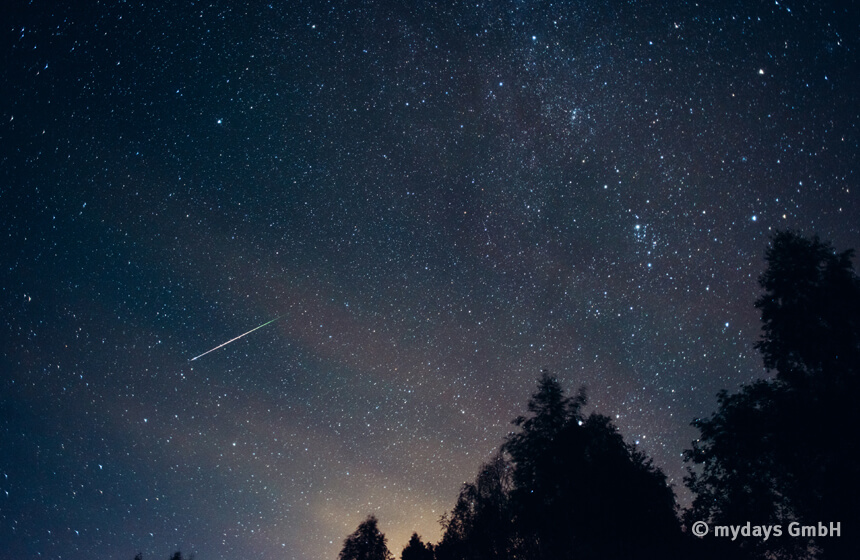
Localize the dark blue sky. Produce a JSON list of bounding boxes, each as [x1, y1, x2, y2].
[[2, 1, 858, 558]]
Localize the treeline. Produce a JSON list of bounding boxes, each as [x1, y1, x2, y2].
[[338, 232, 860, 560], [132, 232, 859, 560]]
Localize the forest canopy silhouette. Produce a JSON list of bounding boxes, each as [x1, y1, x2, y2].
[[138, 231, 860, 560], [684, 231, 860, 560]]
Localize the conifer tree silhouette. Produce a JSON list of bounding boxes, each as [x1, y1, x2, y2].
[[339, 514, 394, 560]]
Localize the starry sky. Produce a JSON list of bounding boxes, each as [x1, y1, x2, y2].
[[2, 1, 858, 559]]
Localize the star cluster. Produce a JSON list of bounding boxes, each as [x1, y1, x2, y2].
[[1, 1, 858, 559]]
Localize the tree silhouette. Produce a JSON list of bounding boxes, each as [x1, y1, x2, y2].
[[506, 371, 682, 560], [436, 370, 681, 560], [686, 231, 860, 560], [755, 231, 860, 386], [501, 370, 583, 559], [436, 451, 514, 560], [684, 380, 798, 560], [339, 514, 394, 560], [401, 532, 434, 560]]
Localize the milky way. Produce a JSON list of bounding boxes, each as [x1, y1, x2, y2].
[[2, 2, 858, 559]]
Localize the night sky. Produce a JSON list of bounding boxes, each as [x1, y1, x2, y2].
[[2, 1, 858, 559]]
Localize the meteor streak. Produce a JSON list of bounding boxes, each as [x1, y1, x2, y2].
[[190, 316, 281, 361]]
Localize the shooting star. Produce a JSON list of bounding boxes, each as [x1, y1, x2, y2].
[[190, 316, 282, 361]]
